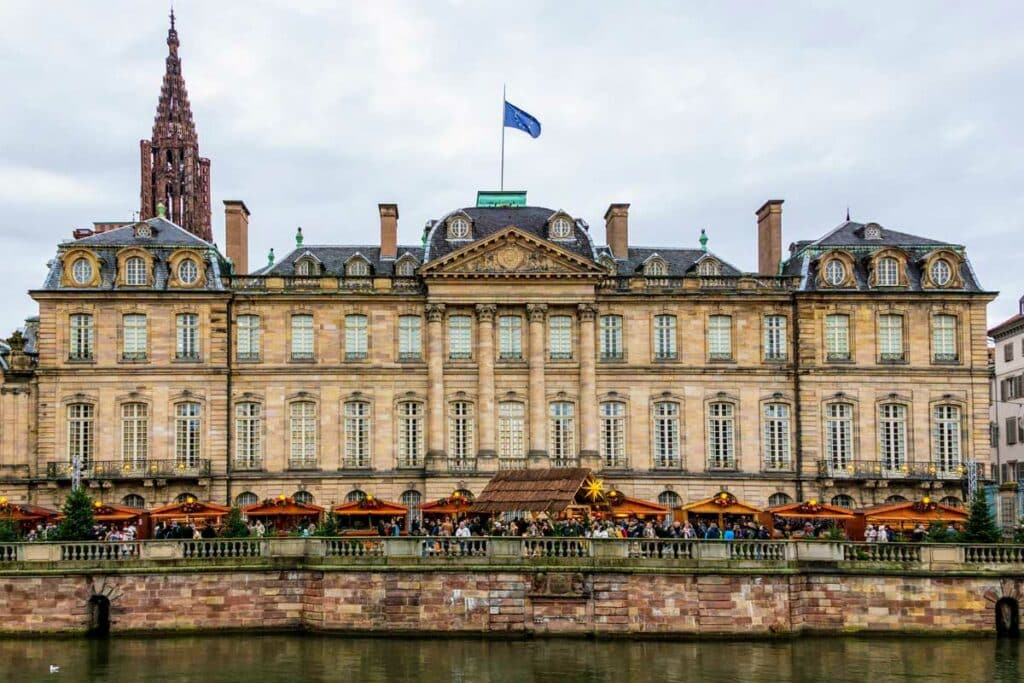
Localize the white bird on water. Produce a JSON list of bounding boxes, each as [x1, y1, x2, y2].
[[49, 665, 60, 674]]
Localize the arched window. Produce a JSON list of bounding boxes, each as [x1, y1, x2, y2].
[[768, 492, 792, 508], [174, 402, 201, 467], [652, 401, 680, 469], [933, 405, 962, 474], [344, 401, 371, 468], [346, 489, 367, 503], [876, 256, 899, 286], [346, 259, 370, 277], [658, 491, 681, 507], [551, 217, 573, 239], [644, 259, 666, 277], [401, 490, 422, 524], [66, 402, 95, 467], [235, 491, 258, 507], [940, 496, 962, 508], [697, 259, 719, 276], [125, 256, 147, 285], [396, 259, 416, 277], [884, 495, 908, 504], [706, 402, 736, 469], [831, 494, 856, 509], [121, 402, 148, 467], [295, 259, 318, 276], [289, 401, 317, 468], [122, 494, 145, 509], [448, 217, 471, 239], [823, 259, 846, 286], [498, 401, 526, 467], [600, 401, 626, 468], [549, 401, 576, 467], [294, 491, 314, 505], [235, 402, 263, 470], [879, 403, 907, 473], [176, 492, 197, 504]]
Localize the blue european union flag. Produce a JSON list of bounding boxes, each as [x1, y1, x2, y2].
[[504, 101, 542, 138]]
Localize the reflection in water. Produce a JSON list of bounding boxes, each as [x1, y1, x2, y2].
[[0, 634, 1018, 683]]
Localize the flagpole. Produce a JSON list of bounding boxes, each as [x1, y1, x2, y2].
[[500, 84, 506, 191]]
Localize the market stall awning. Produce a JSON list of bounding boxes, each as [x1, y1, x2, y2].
[[599, 494, 670, 518], [767, 500, 856, 520], [90, 502, 147, 523], [470, 468, 594, 515], [680, 492, 762, 517], [333, 498, 408, 517], [0, 499, 59, 523], [149, 500, 231, 521], [243, 497, 324, 518], [861, 499, 968, 526], [421, 492, 476, 516]]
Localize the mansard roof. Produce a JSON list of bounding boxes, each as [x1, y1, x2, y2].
[[255, 246, 426, 277], [71, 217, 214, 248], [593, 246, 743, 277]]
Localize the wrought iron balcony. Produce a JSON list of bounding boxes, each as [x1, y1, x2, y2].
[[817, 460, 966, 480], [46, 459, 211, 480]]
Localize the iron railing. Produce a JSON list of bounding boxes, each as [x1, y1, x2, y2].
[[45, 459, 212, 480], [818, 459, 966, 480]]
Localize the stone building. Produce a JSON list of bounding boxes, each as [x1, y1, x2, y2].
[[989, 296, 1024, 526], [0, 17, 996, 516]]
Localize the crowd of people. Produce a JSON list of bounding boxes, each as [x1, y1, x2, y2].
[[409, 515, 774, 540]]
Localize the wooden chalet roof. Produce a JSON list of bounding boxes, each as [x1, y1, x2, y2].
[[149, 500, 231, 520], [768, 501, 856, 520], [332, 499, 408, 516], [90, 503, 147, 522], [681, 492, 762, 516], [602, 495, 670, 518], [861, 500, 967, 525], [0, 501, 59, 522], [243, 499, 324, 518], [470, 468, 593, 514]]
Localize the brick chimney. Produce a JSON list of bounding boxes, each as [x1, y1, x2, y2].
[[756, 199, 784, 275], [604, 203, 630, 259], [224, 200, 250, 275], [379, 203, 399, 259]]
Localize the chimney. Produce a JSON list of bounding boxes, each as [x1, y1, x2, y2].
[[224, 200, 250, 275], [756, 199, 784, 275], [379, 203, 399, 259], [604, 203, 630, 259]]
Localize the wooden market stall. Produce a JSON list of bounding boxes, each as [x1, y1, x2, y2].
[[679, 491, 762, 530], [0, 498, 59, 534], [149, 499, 231, 534], [332, 496, 408, 535], [420, 491, 476, 520], [243, 495, 324, 534], [857, 498, 968, 539], [90, 502, 150, 537], [761, 500, 857, 538]]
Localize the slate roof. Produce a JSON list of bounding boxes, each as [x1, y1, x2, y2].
[[72, 217, 215, 248], [593, 246, 743, 277], [256, 246, 426, 276]]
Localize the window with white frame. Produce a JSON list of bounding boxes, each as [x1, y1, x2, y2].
[[125, 256, 147, 285], [67, 403, 94, 467], [879, 403, 907, 472], [69, 313, 94, 360], [289, 401, 317, 468], [294, 491, 314, 505], [645, 259, 666, 277], [653, 314, 677, 360], [176, 313, 199, 360], [448, 401, 474, 467], [707, 402, 736, 469], [825, 314, 850, 361], [235, 402, 262, 470], [823, 259, 846, 286], [397, 401, 423, 467], [174, 402, 201, 467], [600, 315, 623, 360], [71, 257, 94, 284], [876, 256, 899, 286], [932, 314, 957, 362], [448, 315, 472, 360], [658, 491, 681, 507], [398, 315, 422, 361], [498, 401, 526, 467], [832, 494, 855, 508], [600, 401, 626, 468], [237, 314, 261, 361], [498, 315, 523, 360], [295, 259, 314, 276], [123, 494, 146, 509], [549, 315, 572, 360], [122, 313, 147, 360], [448, 217, 471, 239], [768, 492, 793, 507], [177, 258, 199, 285], [551, 217, 573, 238], [121, 402, 148, 467], [763, 403, 791, 470], [345, 314, 368, 361], [549, 402, 576, 467], [346, 489, 367, 503], [344, 401, 371, 467], [825, 403, 854, 472], [653, 401, 681, 469], [708, 315, 732, 360], [346, 259, 369, 277], [400, 490, 422, 522], [396, 259, 416, 277], [291, 314, 314, 360], [878, 314, 904, 361], [930, 259, 952, 286], [933, 405, 962, 473], [763, 315, 787, 361]]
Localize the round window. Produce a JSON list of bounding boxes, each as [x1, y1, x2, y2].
[[930, 259, 952, 286], [823, 259, 846, 286], [449, 218, 470, 238], [178, 259, 199, 285], [552, 218, 572, 238], [71, 258, 93, 284]]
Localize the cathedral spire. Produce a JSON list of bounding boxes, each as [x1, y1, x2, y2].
[[139, 10, 212, 242]]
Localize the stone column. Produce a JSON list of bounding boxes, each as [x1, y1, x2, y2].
[[425, 303, 446, 469], [527, 303, 548, 466], [578, 303, 600, 469], [475, 304, 497, 471]]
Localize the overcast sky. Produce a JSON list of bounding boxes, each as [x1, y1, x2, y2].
[[1, 1, 1022, 335]]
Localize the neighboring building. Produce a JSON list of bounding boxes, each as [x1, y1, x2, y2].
[[989, 296, 1024, 527], [0, 17, 997, 515]]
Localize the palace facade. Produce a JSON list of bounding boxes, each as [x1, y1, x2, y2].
[[0, 18, 996, 516]]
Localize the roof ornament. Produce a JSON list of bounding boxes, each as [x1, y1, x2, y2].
[[699, 228, 708, 253], [156, 201, 167, 218], [267, 248, 275, 266], [295, 226, 304, 247], [846, 206, 851, 222]]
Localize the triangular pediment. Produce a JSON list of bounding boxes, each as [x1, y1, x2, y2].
[[421, 227, 604, 278]]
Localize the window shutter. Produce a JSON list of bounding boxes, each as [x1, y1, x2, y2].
[[1007, 417, 1019, 445]]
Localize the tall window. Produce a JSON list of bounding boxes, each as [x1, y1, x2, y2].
[[174, 402, 201, 467], [498, 315, 523, 360], [653, 401, 680, 469], [291, 314, 314, 360], [344, 401, 371, 468], [237, 314, 261, 361], [933, 405, 962, 473], [235, 402, 262, 470], [176, 313, 199, 360], [397, 401, 423, 467], [67, 403, 94, 467], [448, 401, 474, 468], [763, 315, 787, 361], [69, 313, 94, 360], [878, 314, 904, 361], [879, 404, 907, 473], [121, 403, 148, 467], [398, 316, 422, 361], [708, 315, 732, 360], [653, 314, 677, 360], [763, 403, 791, 470], [600, 401, 626, 467], [125, 256, 147, 285], [400, 490, 423, 524], [549, 402, 576, 467], [707, 402, 736, 469], [825, 314, 850, 361], [345, 314, 368, 361], [289, 401, 317, 468], [825, 403, 854, 471], [549, 315, 572, 360], [122, 313, 147, 360], [600, 315, 623, 360], [876, 256, 899, 286], [448, 315, 472, 360], [498, 402, 526, 467], [932, 315, 957, 362]]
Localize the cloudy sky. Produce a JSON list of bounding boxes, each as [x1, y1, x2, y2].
[[1, 1, 1022, 334]]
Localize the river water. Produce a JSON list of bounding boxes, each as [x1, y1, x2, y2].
[[0, 634, 1020, 682]]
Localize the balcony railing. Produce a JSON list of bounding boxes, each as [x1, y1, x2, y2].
[[45, 459, 212, 480], [818, 460, 966, 480], [448, 458, 477, 472], [498, 458, 528, 470]]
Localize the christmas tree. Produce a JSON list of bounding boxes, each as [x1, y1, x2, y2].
[[961, 489, 1000, 543], [221, 506, 250, 538], [55, 487, 95, 541]]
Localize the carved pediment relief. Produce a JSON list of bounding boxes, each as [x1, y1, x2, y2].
[[421, 227, 602, 279]]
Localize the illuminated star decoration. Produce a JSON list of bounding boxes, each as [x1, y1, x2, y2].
[[584, 478, 605, 503]]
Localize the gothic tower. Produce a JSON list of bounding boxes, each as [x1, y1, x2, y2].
[[139, 10, 212, 241]]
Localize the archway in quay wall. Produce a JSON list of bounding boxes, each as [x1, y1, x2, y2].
[[996, 598, 1020, 637]]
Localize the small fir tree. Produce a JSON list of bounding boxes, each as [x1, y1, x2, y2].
[[316, 511, 339, 537], [926, 522, 951, 543], [221, 506, 250, 538], [961, 490, 1001, 543], [56, 487, 96, 541], [0, 514, 19, 542]]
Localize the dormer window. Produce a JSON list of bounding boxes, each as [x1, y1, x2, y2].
[[396, 259, 417, 277], [697, 259, 720, 276], [876, 256, 899, 286], [930, 259, 952, 287], [600, 255, 617, 275], [295, 259, 317, 276], [448, 217, 471, 239], [644, 259, 667, 277], [71, 258, 94, 285], [177, 258, 199, 285], [347, 259, 370, 277], [125, 256, 147, 285], [551, 217, 573, 239], [823, 259, 846, 286], [863, 223, 883, 240]]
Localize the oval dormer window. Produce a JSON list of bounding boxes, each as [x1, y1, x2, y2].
[[824, 259, 846, 286], [930, 259, 952, 287], [551, 217, 572, 239], [72, 258, 93, 285], [449, 217, 470, 239], [178, 258, 199, 285]]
